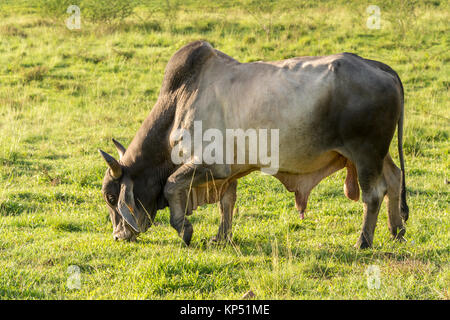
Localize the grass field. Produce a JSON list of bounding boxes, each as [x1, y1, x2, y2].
[[0, 0, 448, 299]]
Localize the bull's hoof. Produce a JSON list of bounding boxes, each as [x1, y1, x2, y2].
[[394, 227, 406, 242], [210, 236, 225, 247], [355, 234, 372, 249], [180, 225, 193, 246], [182, 234, 192, 246], [392, 226, 406, 242], [394, 236, 407, 243], [210, 233, 233, 245]]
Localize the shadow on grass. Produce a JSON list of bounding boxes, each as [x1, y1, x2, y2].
[[0, 288, 46, 299], [0, 190, 86, 216], [208, 237, 440, 267], [0, 156, 35, 177], [407, 187, 449, 201], [52, 221, 83, 233], [0, 199, 32, 216]]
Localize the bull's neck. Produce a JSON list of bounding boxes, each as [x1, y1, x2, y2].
[[121, 99, 176, 177]]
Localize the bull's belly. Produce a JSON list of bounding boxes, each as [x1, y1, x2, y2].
[[221, 128, 337, 176], [225, 149, 340, 177], [276, 150, 340, 174]]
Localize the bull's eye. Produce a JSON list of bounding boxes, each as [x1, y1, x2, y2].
[[106, 194, 117, 206]]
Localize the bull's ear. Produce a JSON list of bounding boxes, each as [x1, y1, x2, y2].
[[117, 176, 140, 233], [112, 138, 126, 160], [98, 149, 122, 179]]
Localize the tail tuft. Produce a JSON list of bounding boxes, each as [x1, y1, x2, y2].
[[400, 185, 409, 221], [396, 73, 409, 222]]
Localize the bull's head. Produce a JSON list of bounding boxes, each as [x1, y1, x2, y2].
[[98, 139, 166, 241]]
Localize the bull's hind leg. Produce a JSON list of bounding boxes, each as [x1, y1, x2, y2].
[[383, 153, 406, 241], [212, 180, 237, 243], [354, 154, 387, 249]]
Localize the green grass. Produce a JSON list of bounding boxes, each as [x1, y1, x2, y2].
[[0, 0, 448, 299]]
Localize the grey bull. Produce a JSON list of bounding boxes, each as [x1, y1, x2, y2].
[[99, 40, 409, 249]]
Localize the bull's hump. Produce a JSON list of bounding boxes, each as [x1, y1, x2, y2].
[[161, 41, 216, 93]]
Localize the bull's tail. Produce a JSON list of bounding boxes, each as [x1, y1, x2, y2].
[[396, 76, 409, 221]]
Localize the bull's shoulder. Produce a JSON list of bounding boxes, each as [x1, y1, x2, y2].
[[161, 40, 217, 93]]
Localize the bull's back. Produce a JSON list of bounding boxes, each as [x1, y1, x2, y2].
[[206, 53, 401, 173]]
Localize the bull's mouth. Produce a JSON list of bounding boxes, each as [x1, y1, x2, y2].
[[113, 220, 139, 241], [113, 215, 152, 242], [112, 202, 154, 241], [113, 229, 138, 242]]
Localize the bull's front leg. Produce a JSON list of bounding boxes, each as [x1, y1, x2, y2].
[[164, 163, 231, 245], [212, 180, 237, 243]]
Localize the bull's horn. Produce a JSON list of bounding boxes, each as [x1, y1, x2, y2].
[[112, 138, 126, 160], [98, 149, 122, 179]]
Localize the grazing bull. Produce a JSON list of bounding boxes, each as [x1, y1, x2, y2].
[[99, 40, 409, 248]]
